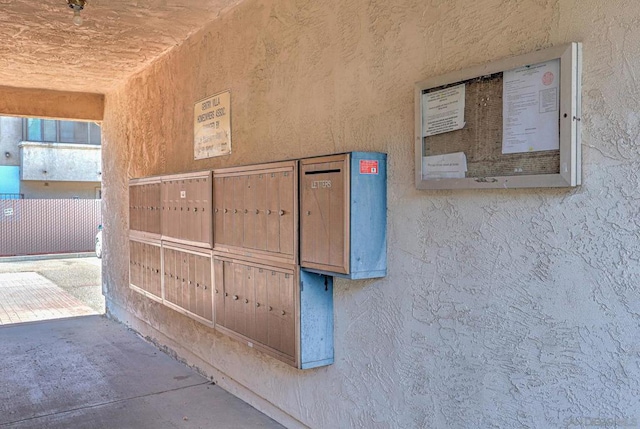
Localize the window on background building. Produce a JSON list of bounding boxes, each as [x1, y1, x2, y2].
[[24, 119, 101, 145]]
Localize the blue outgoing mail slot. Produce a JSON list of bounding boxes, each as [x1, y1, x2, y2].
[[300, 152, 387, 280]]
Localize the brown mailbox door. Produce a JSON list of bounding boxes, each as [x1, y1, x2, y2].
[[129, 241, 138, 288], [265, 172, 280, 254], [266, 269, 295, 358], [194, 254, 204, 318], [253, 267, 268, 346], [254, 173, 267, 251], [188, 252, 197, 314], [164, 247, 176, 305], [141, 185, 147, 233], [232, 176, 245, 248], [200, 176, 212, 247], [223, 177, 235, 247], [152, 183, 161, 234], [300, 154, 350, 274], [243, 174, 256, 249], [202, 255, 213, 322], [213, 258, 224, 326], [162, 181, 173, 239], [214, 177, 225, 246], [129, 185, 137, 232], [141, 243, 148, 291], [279, 170, 295, 257], [152, 244, 160, 296]]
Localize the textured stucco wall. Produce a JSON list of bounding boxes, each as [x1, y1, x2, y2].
[[0, 117, 23, 166], [102, 0, 640, 427], [19, 142, 102, 183]]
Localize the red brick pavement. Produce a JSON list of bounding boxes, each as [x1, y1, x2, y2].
[[0, 272, 97, 325]]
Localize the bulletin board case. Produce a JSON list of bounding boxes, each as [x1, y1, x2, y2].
[[415, 43, 582, 190]]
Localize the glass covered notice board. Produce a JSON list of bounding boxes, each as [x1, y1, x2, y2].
[[414, 43, 582, 189]]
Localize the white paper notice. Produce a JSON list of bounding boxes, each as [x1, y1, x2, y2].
[[422, 84, 466, 137], [422, 152, 468, 179], [502, 59, 560, 154]]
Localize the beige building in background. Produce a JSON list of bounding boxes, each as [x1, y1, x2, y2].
[[1, 0, 640, 427], [0, 116, 101, 199]]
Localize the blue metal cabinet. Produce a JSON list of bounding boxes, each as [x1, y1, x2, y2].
[[300, 152, 387, 279], [299, 269, 334, 369]]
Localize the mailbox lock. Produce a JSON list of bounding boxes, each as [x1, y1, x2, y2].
[[245, 209, 248, 214], [232, 295, 239, 300], [225, 292, 228, 296], [267, 209, 271, 215], [268, 306, 273, 311], [215, 208, 219, 213], [255, 209, 259, 214], [204, 285, 207, 290], [224, 208, 228, 213], [255, 302, 260, 307], [234, 209, 238, 213], [306, 211, 311, 215], [281, 310, 286, 316], [279, 210, 285, 216], [194, 208, 198, 212], [244, 298, 249, 304], [215, 289, 218, 294]]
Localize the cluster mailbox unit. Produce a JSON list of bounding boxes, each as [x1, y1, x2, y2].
[[129, 177, 162, 303], [128, 152, 387, 369]]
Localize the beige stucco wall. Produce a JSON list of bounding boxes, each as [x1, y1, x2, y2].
[[0, 116, 23, 166], [0, 86, 104, 121], [20, 181, 100, 199], [20, 142, 102, 183], [102, 0, 640, 427]]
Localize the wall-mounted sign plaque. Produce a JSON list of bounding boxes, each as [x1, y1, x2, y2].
[[194, 90, 231, 160]]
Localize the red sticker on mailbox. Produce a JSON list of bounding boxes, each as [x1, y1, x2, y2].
[[359, 160, 379, 175]]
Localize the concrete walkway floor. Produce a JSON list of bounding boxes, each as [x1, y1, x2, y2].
[[0, 315, 285, 429]]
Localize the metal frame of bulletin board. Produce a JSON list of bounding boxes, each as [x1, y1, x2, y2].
[[415, 43, 582, 190]]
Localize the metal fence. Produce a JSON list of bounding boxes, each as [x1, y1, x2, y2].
[[0, 199, 101, 257]]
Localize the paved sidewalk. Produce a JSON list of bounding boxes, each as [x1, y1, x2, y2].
[[0, 272, 97, 325], [0, 257, 104, 314], [0, 315, 284, 429]]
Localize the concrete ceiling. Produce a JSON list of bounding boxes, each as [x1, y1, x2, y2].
[[0, 0, 241, 94]]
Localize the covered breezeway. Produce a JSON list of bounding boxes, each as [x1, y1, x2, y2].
[[0, 2, 289, 427], [3, 0, 640, 428]]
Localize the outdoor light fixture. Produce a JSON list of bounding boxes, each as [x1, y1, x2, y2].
[[67, 0, 87, 26]]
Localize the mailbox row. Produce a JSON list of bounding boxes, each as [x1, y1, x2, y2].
[[129, 237, 332, 369], [129, 152, 385, 368], [129, 152, 387, 279]]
